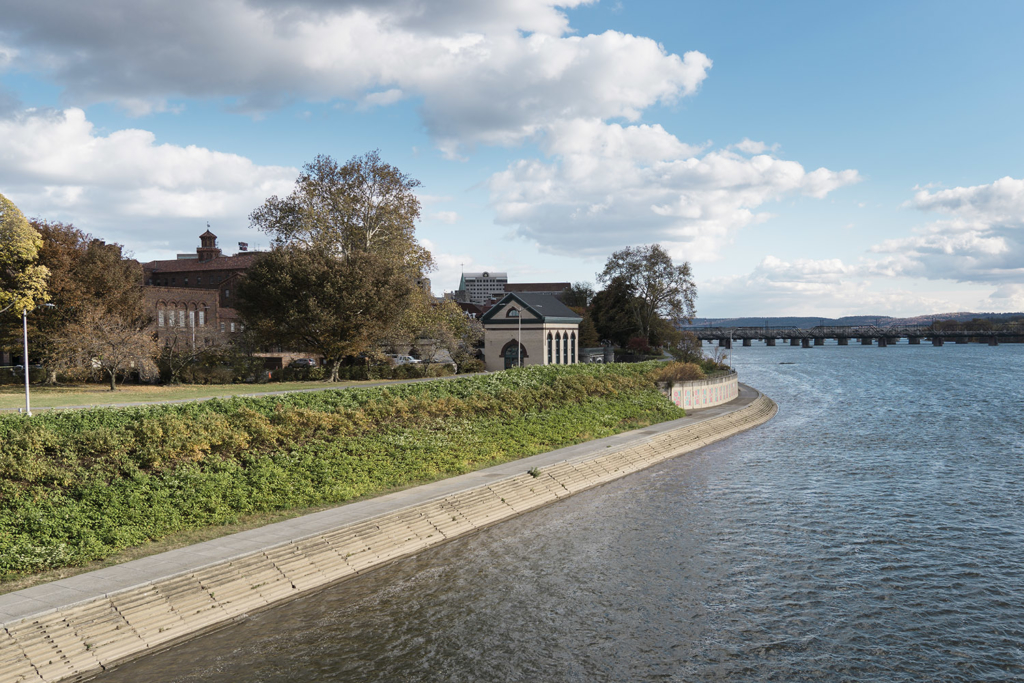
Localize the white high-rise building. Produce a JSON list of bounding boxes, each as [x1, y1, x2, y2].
[[457, 271, 508, 304]]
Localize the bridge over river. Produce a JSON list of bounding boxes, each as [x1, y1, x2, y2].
[[691, 324, 1024, 348]]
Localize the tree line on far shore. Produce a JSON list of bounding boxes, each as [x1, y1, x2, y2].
[[1, 151, 703, 390]]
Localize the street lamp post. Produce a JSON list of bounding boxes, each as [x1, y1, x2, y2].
[[517, 306, 522, 367], [22, 308, 31, 416]]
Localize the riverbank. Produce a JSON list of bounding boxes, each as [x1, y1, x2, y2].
[[0, 385, 776, 683], [1, 363, 685, 580]]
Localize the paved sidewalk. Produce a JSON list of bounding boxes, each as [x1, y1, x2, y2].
[[0, 373, 470, 413]]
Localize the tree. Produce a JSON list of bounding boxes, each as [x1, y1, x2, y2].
[[589, 276, 638, 347], [249, 150, 432, 275], [562, 281, 595, 308], [597, 244, 696, 343], [241, 151, 434, 380], [28, 222, 148, 383], [236, 246, 415, 381], [0, 193, 49, 316], [402, 294, 481, 365], [57, 307, 157, 390]]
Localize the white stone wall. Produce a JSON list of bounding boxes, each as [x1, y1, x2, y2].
[[670, 372, 739, 410]]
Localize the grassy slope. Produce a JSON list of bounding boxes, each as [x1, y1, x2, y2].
[[0, 363, 683, 582]]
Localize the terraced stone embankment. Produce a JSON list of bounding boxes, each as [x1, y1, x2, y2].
[[0, 388, 777, 683]]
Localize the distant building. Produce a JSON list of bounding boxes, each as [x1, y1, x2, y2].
[[454, 271, 508, 304], [503, 282, 571, 299], [141, 230, 256, 341], [481, 293, 582, 371]]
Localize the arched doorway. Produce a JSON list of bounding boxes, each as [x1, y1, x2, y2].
[[501, 340, 527, 369]]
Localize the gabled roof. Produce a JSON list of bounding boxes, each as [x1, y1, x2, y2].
[[200, 230, 217, 239], [481, 292, 582, 325]]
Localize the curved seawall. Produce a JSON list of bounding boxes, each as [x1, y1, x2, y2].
[[0, 386, 776, 683], [669, 370, 739, 410]]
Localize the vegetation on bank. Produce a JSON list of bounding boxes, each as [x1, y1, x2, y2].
[[0, 362, 684, 581]]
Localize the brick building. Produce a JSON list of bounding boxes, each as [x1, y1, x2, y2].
[[142, 230, 255, 341]]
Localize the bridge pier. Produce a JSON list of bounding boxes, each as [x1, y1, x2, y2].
[[814, 337, 824, 346], [878, 337, 888, 347], [908, 336, 921, 345], [765, 338, 776, 346], [932, 336, 944, 346], [801, 337, 811, 348], [742, 338, 751, 347], [718, 338, 732, 349], [837, 337, 848, 346], [989, 337, 999, 346], [790, 338, 800, 346], [956, 338, 968, 344], [861, 338, 872, 345]]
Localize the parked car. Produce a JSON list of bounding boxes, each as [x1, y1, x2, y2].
[[288, 358, 317, 368], [386, 354, 422, 366]]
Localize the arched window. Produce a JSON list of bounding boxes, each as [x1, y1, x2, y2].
[[562, 332, 569, 365], [570, 333, 576, 364], [506, 307, 519, 318], [555, 332, 561, 364], [157, 308, 165, 327], [547, 333, 553, 364]]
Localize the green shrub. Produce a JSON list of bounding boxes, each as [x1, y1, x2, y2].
[[0, 362, 681, 580], [655, 361, 706, 383]]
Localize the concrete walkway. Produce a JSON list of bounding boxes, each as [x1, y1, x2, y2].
[[0, 373, 467, 413], [0, 385, 776, 683]]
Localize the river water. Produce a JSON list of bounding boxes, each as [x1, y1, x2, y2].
[[97, 343, 1024, 682]]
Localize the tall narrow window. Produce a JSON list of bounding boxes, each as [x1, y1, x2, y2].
[[189, 310, 195, 327], [555, 332, 561, 364], [198, 310, 205, 327], [220, 322, 225, 332], [230, 322, 236, 333], [570, 333, 576, 364], [178, 310, 185, 327], [158, 309, 165, 327], [547, 333, 553, 364], [224, 289, 230, 298], [563, 333, 569, 365]]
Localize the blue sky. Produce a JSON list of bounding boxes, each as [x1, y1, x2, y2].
[[1, 0, 1022, 316]]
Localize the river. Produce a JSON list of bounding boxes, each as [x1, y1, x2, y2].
[[96, 342, 1024, 682]]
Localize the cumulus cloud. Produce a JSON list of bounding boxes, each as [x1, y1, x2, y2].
[[0, 0, 710, 152], [702, 255, 985, 317], [0, 108, 297, 257], [872, 176, 1024, 283], [488, 120, 859, 258]]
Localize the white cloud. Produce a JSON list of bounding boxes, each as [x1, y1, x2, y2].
[[702, 255, 991, 317], [731, 138, 778, 155], [430, 210, 459, 224], [872, 176, 1024, 283], [0, 107, 297, 257], [1, 1, 711, 153], [488, 120, 859, 259]]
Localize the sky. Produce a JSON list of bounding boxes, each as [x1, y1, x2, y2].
[[1, 0, 1023, 317]]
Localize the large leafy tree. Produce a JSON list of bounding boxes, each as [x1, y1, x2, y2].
[[249, 150, 432, 274], [0, 194, 49, 317], [237, 246, 415, 381], [597, 244, 696, 343], [241, 152, 433, 380]]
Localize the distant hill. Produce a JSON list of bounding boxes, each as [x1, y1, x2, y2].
[[684, 312, 1024, 328]]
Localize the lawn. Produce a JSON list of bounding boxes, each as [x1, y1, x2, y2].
[[0, 379, 403, 411]]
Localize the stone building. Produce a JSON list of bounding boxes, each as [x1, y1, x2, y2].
[[142, 230, 256, 341], [481, 293, 582, 371]]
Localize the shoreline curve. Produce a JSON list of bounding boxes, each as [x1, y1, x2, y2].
[[0, 384, 777, 683]]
